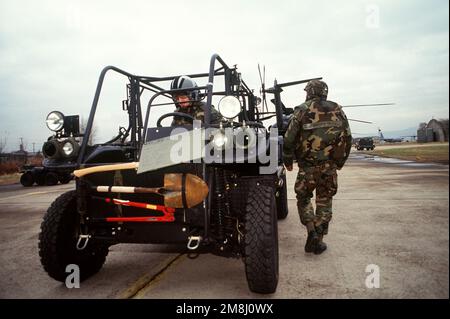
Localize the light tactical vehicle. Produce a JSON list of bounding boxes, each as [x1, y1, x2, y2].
[[355, 137, 375, 150], [38, 54, 309, 293], [20, 113, 80, 187]]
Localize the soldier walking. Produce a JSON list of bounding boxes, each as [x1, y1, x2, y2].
[[283, 80, 352, 254]]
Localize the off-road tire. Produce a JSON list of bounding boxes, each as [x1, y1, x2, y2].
[[244, 183, 279, 294], [20, 172, 34, 187], [39, 190, 108, 282], [44, 172, 59, 186], [276, 174, 289, 220], [36, 175, 46, 186]]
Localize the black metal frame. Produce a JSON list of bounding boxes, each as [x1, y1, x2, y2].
[[77, 54, 262, 166]]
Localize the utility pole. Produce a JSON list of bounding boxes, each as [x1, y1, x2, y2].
[[32, 142, 35, 154]]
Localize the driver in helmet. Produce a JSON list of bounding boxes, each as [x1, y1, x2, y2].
[[170, 75, 221, 126]]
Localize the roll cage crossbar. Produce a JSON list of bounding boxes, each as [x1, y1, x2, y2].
[[77, 54, 261, 165]]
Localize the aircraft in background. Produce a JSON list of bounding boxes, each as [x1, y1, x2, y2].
[[255, 67, 395, 134], [378, 128, 403, 143]]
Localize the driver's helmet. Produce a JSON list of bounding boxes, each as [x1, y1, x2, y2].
[[304, 80, 328, 100], [170, 75, 200, 102]]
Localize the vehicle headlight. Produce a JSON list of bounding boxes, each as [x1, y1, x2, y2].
[[62, 141, 74, 156], [211, 129, 232, 150], [46, 111, 65, 132], [234, 126, 257, 150], [42, 140, 60, 159], [218, 96, 241, 119], [61, 139, 79, 158]]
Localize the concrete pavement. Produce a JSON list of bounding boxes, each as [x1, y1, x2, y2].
[[0, 153, 448, 298]]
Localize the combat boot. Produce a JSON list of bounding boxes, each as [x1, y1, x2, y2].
[[304, 222, 319, 253], [314, 234, 327, 255]]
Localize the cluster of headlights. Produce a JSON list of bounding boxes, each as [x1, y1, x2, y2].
[[210, 126, 258, 151], [42, 138, 80, 159], [212, 94, 257, 151], [43, 111, 80, 159], [211, 96, 259, 151]]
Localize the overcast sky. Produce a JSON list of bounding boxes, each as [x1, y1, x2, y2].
[[0, 0, 448, 152]]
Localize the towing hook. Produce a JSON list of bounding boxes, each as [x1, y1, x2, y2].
[[276, 165, 286, 179], [187, 235, 202, 250], [76, 234, 91, 250], [277, 177, 284, 188]]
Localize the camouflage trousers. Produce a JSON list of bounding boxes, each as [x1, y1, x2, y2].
[[295, 161, 338, 232]]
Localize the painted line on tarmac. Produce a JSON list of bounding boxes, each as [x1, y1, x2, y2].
[[332, 198, 449, 200], [118, 253, 186, 299], [287, 197, 448, 201]]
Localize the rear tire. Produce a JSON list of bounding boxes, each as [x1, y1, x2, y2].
[[20, 172, 34, 187], [36, 175, 46, 186], [45, 172, 59, 186], [276, 174, 289, 220], [243, 183, 279, 294], [59, 174, 72, 184], [39, 190, 108, 282]]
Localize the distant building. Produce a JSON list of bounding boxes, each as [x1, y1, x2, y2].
[[0, 143, 27, 163], [417, 119, 449, 143], [0, 142, 43, 164]]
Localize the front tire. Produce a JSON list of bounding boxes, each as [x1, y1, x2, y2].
[[243, 183, 279, 294], [39, 190, 108, 282], [20, 172, 34, 187]]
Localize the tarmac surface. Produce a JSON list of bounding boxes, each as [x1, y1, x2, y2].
[[0, 152, 448, 299]]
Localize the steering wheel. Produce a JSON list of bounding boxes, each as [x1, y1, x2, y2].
[[156, 112, 195, 127]]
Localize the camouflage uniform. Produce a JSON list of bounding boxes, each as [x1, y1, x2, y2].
[[283, 96, 352, 232], [171, 101, 222, 126]]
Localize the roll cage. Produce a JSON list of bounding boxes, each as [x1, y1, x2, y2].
[[77, 54, 280, 166]]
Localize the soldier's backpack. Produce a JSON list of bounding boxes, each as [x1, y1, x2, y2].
[[296, 99, 350, 165]]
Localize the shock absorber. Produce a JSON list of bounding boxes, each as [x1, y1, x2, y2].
[[222, 170, 234, 233], [213, 168, 225, 241]]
